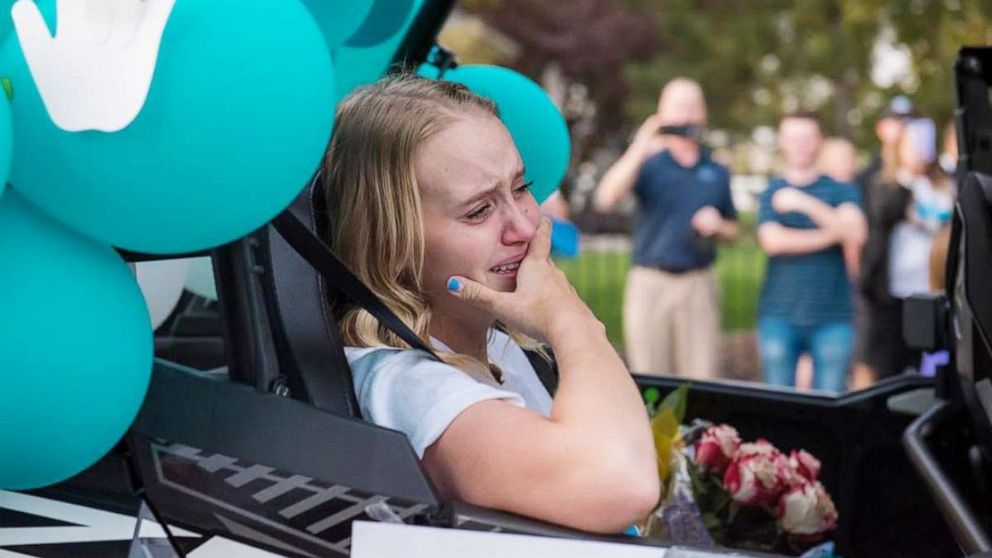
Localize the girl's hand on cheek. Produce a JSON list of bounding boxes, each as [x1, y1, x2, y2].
[[445, 218, 599, 343]]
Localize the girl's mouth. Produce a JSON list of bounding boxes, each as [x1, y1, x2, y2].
[[490, 262, 520, 275]]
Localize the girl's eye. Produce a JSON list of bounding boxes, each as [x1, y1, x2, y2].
[[514, 180, 534, 196], [466, 204, 492, 222]]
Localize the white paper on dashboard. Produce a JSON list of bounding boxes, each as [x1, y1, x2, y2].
[[350, 521, 667, 558], [11, 0, 176, 132]]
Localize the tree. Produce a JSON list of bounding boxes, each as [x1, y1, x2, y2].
[[886, 0, 992, 134], [461, 0, 658, 130], [458, 1, 992, 154]]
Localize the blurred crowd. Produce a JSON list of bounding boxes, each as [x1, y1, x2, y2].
[[588, 78, 956, 392]]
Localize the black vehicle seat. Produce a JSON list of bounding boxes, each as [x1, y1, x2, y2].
[[260, 172, 361, 417], [208, 171, 358, 417]]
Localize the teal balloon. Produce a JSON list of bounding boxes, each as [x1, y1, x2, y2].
[[0, 0, 10, 200], [300, 0, 372, 54], [0, 190, 153, 489], [3, 0, 336, 253], [416, 62, 440, 80], [435, 65, 571, 203], [333, 0, 424, 103], [0, 0, 13, 45], [0, 93, 11, 200], [346, 0, 415, 48]]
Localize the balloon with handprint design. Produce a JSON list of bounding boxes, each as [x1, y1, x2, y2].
[[12, 0, 176, 132], [2, 0, 336, 252]]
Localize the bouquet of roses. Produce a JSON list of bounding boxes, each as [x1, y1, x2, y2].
[[641, 387, 838, 556], [692, 425, 838, 553]]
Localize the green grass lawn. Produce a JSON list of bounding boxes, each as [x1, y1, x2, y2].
[[557, 216, 765, 346]]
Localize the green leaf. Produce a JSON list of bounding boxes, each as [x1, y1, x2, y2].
[[701, 512, 724, 531], [658, 383, 689, 424], [651, 408, 679, 484], [643, 386, 661, 415]]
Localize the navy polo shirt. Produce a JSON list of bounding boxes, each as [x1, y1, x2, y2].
[[757, 176, 863, 325], [631, 150, 736, 271]]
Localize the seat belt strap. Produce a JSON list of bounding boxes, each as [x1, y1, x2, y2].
[[272, 209, 560, 396], [271, 210, 443, 361]]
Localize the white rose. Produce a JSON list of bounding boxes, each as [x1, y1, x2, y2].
[[776, 481, 838, 535]]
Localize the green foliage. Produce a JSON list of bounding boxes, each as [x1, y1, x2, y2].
[[687, 459, 733, 532], [620, 0, 992, 150], [659, 383, 689, 423], [460, 0, 992, 154], [886, 0, 992, 132], [650, 383, 688, 485], [643, 386, 662, 408], [557, 212, 765, 347], [652, 406, 680, 485]]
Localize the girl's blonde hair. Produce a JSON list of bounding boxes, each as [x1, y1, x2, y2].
[[323, 74, 544, 383]]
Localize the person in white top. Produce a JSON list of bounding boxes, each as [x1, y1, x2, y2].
[[322, 75, 658, 533]]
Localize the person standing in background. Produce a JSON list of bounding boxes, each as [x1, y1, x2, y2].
[[859, 118, 954, 381], [756, 113, 867, 392], [939, 120, 958, 177], [857, 96, 915, 199], [790, 136, 863, 391], [595, 78, 738, 378], [850, 97, 915, 389], [820, 137, 858, 183], [819, 137, 863, 279]]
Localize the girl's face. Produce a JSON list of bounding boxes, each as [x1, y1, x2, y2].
[[415, 112, 540, 311]]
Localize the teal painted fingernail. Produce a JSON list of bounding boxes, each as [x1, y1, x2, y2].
[[447, 277, 461, 292]]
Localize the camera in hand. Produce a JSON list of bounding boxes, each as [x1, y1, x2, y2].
[[658, 124, 705, 141]]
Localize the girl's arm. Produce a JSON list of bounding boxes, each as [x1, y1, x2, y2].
[[424, 219, 659, 533]]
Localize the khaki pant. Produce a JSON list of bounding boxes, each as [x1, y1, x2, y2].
[[623, 266, 721, 378]]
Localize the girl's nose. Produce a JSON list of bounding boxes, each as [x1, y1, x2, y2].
[[501, 201, 538, 245]]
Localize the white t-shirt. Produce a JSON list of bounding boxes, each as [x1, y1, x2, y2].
[[888, 176, 954, 299], [344, 330, 553, 458], [888, 221, 933, 298]]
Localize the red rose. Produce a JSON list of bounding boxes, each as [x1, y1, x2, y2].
[[723, 440, 795, 506], [789, 449, 821, 482], [694, 424, 741, 475], [776, 481, 839, 535]]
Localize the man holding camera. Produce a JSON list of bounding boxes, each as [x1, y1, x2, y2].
[[595, 78, 738, 378]]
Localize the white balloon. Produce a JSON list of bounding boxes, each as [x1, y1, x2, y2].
[[184, 256, 217, 301], [135, 258, 189, 330]]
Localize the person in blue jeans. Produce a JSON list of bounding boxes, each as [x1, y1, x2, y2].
[[757, 113, 867, 392]]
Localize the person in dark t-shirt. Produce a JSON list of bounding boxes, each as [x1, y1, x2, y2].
[[849, 96, 914, 389], [756, 113, 866, 392], [595, 78, 737, 378]]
